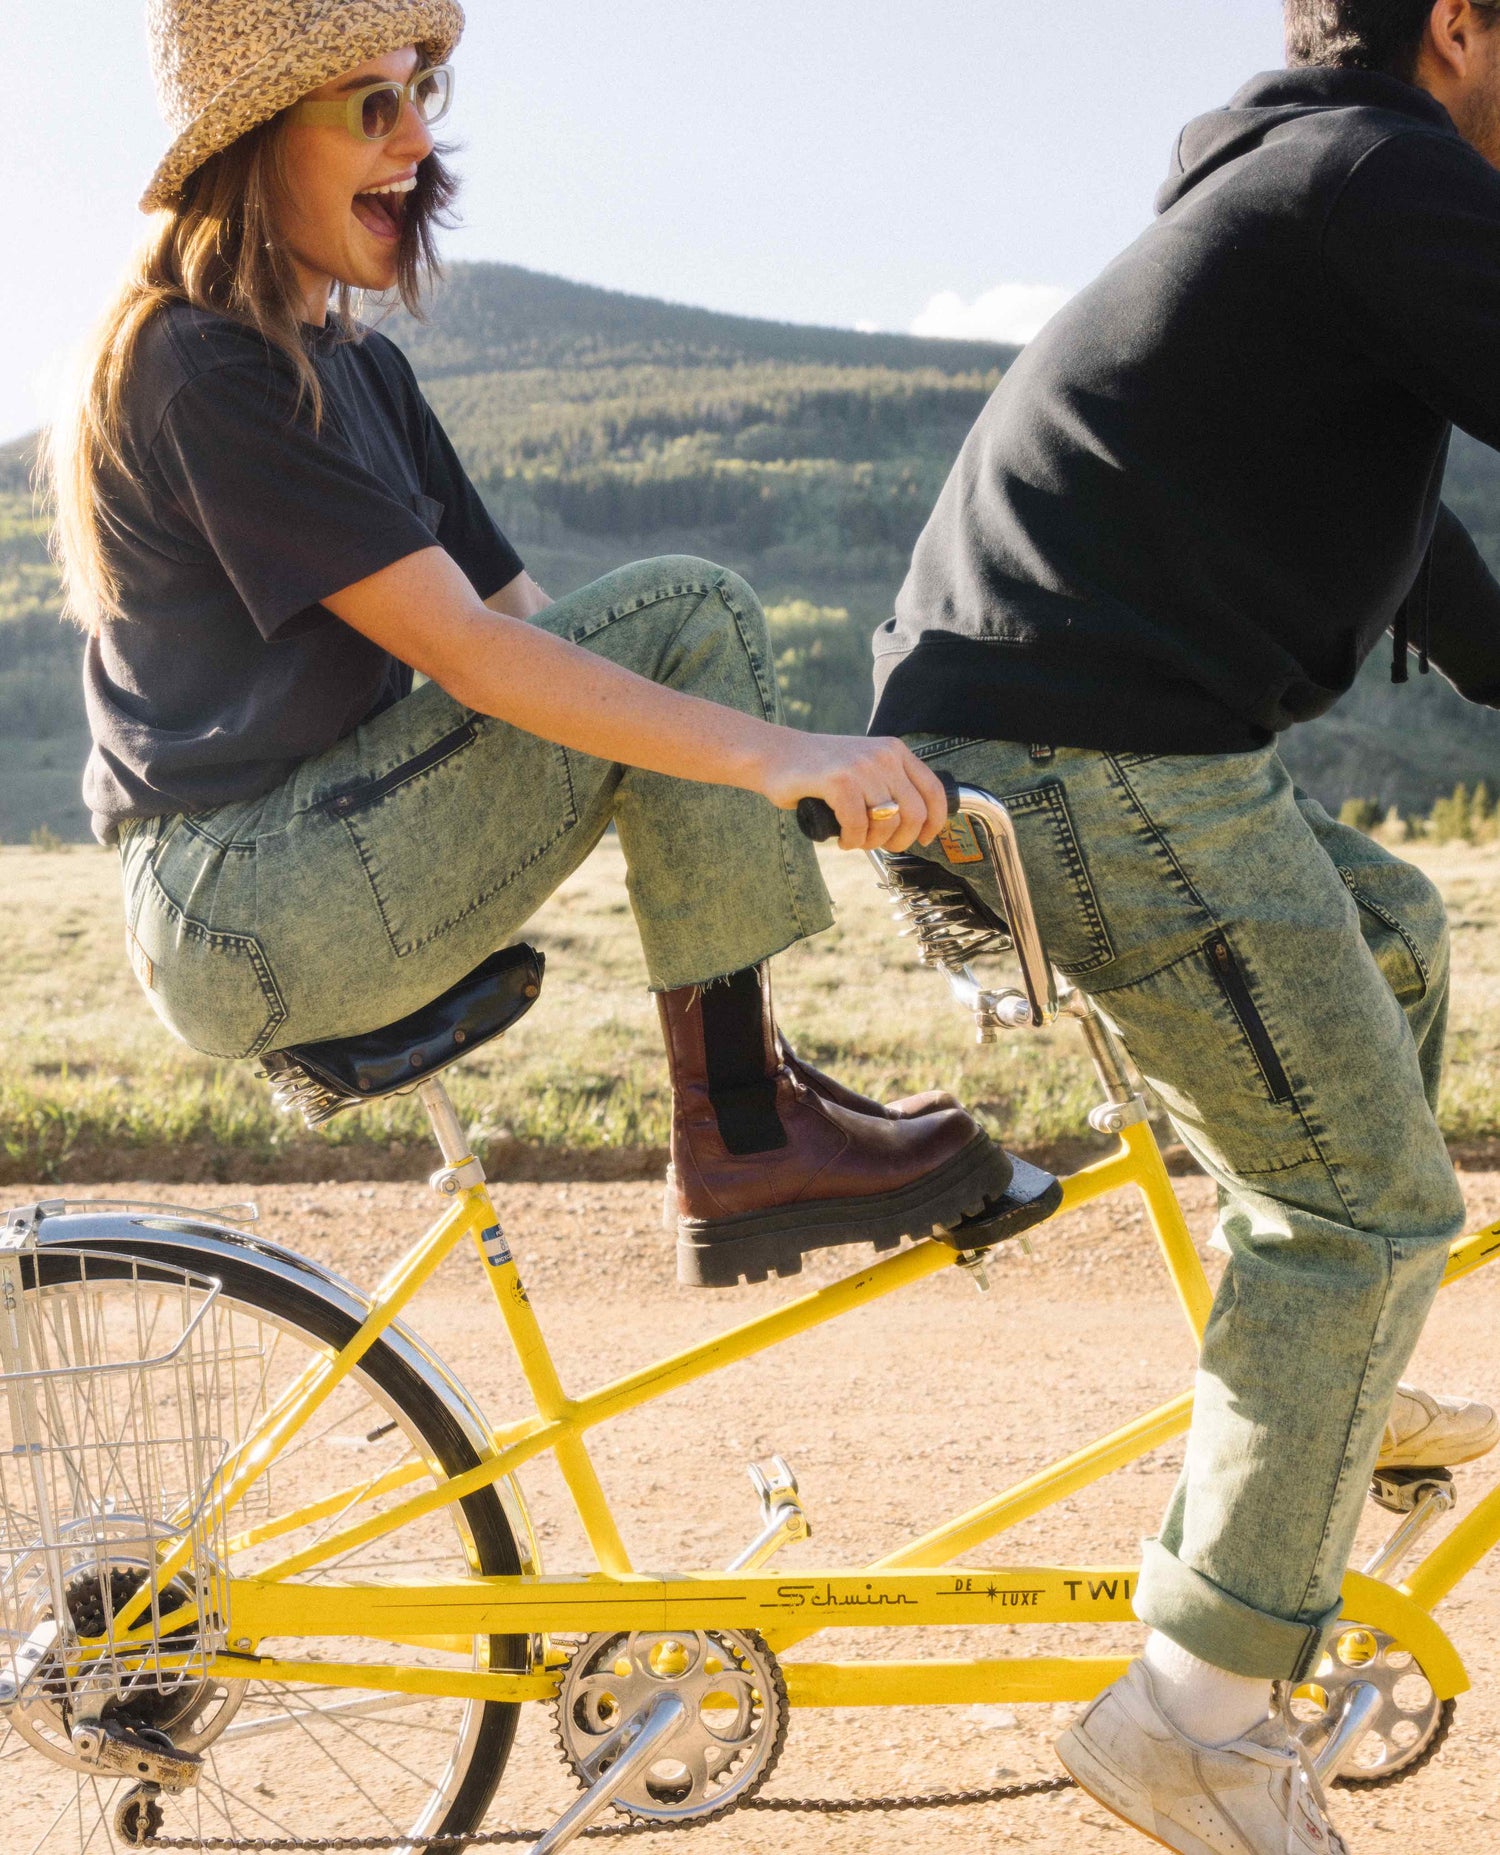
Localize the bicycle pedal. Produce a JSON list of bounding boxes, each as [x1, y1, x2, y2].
[[1369, 1465, 1454, 1515], [71, 1718, 202, 1793], [729, 1455, 811, 1570], [936, 1155, 1063, 1254]]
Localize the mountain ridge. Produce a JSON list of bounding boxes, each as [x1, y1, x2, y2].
[[383, 260, 1019, 378]]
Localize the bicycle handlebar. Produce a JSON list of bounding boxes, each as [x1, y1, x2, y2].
[[795, 771, 961, 843], [797, 772, 1058, 1029]]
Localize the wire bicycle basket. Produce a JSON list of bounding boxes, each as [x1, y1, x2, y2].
[[0, 1248, 236, 1725]]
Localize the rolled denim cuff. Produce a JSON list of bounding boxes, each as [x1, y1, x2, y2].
[[1134, 1538, 1341, 1681]]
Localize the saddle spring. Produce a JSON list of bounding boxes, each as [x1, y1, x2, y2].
[[872, 854, 1015, 974], [257, 1051, 352, 1128]]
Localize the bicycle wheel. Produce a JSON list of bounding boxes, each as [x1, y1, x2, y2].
[[2, 1211, 529, 1853]]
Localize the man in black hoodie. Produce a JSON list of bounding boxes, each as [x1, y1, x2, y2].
[[880, 4, 1500, 1850]]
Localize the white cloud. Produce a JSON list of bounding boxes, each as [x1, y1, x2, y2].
[[911, 282, 1073, 346]]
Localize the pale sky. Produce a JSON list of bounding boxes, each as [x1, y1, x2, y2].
[[6, 1, 1286, 442]]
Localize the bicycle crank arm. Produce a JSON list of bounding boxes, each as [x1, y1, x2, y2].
[[1310, 1680, 1384, 1781], [527, 1692, 687, 1855]]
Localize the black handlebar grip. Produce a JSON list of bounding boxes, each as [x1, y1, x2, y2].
[[795, 797, 842, 843], [794, 772, 963, 843]]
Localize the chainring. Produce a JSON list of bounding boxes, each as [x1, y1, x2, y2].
[[1291, 1623, 1455, 1787], [552, 1628, 787, 1824]]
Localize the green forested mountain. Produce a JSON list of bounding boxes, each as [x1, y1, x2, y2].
[[4, 261, 1500, 840], [382, 266, 1009, 612]]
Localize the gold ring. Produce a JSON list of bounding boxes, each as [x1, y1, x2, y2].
[[868, 801, 902, 822]]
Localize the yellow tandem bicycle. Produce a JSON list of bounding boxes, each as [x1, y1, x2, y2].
[[3, 779, 1496, 1851]]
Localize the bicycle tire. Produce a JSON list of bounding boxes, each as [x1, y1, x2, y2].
[[14, 1216, 527, 1851]]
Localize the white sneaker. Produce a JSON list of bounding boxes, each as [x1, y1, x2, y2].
[[1378, 1383, 1499, 1470], [1056, 1661, 1348, 1854]]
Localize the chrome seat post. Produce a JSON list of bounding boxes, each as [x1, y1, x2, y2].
[[1064, 988, 1151, 1135], [418, 1078, 469, 1165], [417, 1078, 487, 1196]]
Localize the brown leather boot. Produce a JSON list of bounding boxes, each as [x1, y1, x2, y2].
[[778, 1043, 960, 1119], [660, 1055, 957, 1231], [657, 969, 1015, 1287]]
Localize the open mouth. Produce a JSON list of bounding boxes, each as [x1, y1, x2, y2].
[[352, 175, 416, 242]]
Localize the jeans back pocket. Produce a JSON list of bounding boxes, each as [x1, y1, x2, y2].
[[998, 781, 1115, 975], [123, 836, 287, 1060]]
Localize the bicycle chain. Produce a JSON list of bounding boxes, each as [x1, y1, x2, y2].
[[141, 1775, 1078, 1849]]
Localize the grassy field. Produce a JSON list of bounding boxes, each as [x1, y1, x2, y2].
[[4, 835, 1500, 1184]]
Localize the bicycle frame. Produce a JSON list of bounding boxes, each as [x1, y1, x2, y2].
[[99, 795, 1500, 1722]]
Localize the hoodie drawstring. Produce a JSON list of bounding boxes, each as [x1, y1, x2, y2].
[[1418, 543, 1433, 675], [1391, 546, 1434, 685]]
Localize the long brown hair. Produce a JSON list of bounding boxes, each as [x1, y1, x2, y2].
[[46, 115, 457, 630]]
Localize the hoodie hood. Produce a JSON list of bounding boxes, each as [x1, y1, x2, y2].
[[1157, 65, 1457, 214]]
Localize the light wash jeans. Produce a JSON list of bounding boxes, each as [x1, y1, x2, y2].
[[907, 736, 1463, 1681], [117, 558, 833, 1058]]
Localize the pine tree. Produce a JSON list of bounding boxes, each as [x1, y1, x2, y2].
[[1472, 781, 1496, 844], [1428, 783, 1473, 844], [1338, 798, 1381, 833]]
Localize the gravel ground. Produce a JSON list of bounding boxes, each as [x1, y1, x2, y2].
[[11, 1167, 1500, 1853]]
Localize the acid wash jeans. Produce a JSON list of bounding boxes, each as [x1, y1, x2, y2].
[[907, 736, 1463, 1682], [116, 558, 832, 1060]]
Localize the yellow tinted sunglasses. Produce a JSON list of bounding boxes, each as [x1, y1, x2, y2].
[[293, 66, 453, 141]]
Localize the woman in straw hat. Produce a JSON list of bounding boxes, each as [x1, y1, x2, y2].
[[48, 0, 1014, 1286]]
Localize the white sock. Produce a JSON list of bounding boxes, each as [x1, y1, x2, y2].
[[1142, 1631, 1273, 1746]]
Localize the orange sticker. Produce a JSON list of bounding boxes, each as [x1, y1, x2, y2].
[[937, 816, 986, 865]]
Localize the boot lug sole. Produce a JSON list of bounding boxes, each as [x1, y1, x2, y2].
[[675, 1138, 1018, 1288]]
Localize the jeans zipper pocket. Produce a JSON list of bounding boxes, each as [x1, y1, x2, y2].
[[1206, 933, 1295, 1106], [322, 719, 479, 818]]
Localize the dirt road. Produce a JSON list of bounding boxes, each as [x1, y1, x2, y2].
[[14, 1168, 1500, 1853]]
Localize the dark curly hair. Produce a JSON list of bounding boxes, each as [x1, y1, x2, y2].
[[1287, 0, 1461, 78]]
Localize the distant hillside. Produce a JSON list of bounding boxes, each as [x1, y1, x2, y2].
[[376, 264, 1010, 605], [0, 434, 34, 492], [4, 261, 1500, 840], [384, 263, 1017, 379]]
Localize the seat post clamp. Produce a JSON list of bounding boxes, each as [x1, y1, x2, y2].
[[1088, 1096, 1149, 1137], [430, 1156, 487, 1197]]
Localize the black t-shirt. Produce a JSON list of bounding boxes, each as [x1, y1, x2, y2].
[[83, 302, 523, 841]]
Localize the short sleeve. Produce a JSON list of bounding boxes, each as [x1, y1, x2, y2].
[[420, 400, 525, 599], [147, 361, 445, 639]]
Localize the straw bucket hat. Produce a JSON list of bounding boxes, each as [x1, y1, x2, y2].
[[141, 0, 465, 212]]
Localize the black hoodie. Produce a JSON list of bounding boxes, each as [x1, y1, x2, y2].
[[870, 68, 1500, 754]]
